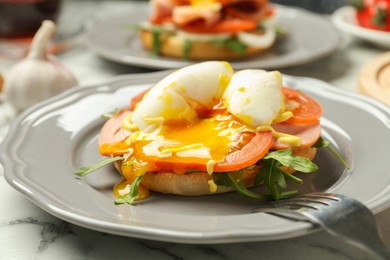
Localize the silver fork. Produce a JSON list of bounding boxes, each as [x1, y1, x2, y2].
[[252, 192, 390, 259]]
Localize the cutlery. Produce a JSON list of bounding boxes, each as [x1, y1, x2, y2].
[[252, 192, 390, 259]]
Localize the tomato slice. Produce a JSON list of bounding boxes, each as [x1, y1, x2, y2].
[[283, 87, 323, 124], [153, 130, 273, 172], [182, 18, 258, 34], [214, 130, 272, 171]]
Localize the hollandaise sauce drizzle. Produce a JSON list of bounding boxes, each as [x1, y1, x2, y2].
[[256, 125, 301, 147]]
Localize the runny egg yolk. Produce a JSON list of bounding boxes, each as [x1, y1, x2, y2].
[[112, 109, 248, 200]]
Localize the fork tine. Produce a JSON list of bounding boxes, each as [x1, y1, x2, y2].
[[296, 193, 340, 201], [253, 194, 334, 212]]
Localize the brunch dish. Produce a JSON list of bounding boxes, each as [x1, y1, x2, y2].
[[77, 61, 339, 204], [139, 0, 277, 60], [332, 5, 390, 48], [2, 67, 390, 243], [84, 2, 340, 69]]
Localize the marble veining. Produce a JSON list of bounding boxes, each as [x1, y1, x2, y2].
[[7, 217, 74, 252]]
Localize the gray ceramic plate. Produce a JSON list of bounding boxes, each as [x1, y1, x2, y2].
[[2, 72, 390, 244], [84, 4, 341, 69]]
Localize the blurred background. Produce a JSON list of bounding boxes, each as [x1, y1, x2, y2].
[[0, 0, 349, 42]]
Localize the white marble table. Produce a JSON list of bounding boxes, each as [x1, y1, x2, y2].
[[1, 1, 390, 259]]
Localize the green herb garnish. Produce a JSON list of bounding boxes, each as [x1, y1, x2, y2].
[[214, 171, 270, 200], [100, 107, 121, 119], [314, 137, 350, 169], [213, 38, 247, 54], [74, 156, 123, 177], [262, 148, 319, 173], [183, 40, 192, 59], [213, 149, 319, 201], [152, 27, 162, 55], [75, 156, 144, 205], [115, 175, 144, 205], [122, 23, 142, 30], [255, 149, 318, 200]]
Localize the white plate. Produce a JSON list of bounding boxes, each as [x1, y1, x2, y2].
[[84, 4, 341, 69], [332, 6, 390, 48], [2, 72, 390, 244]]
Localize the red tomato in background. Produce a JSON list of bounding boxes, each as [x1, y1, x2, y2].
[[352, 0, 390, 31]]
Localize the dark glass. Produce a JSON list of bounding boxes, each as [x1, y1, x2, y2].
[[0, 0, 62, 39]]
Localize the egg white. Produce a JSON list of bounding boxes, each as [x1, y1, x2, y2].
[[223, 70, 283, 127], [131, 61, 233, 131]]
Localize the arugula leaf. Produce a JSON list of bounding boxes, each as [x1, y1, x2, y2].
[[214, 171, 270, 199], [263, 148, 318, 173], [115, 175, 144, 205], [225, 39, 247, 54], [212, 147, 320, 201], [100, 107, 121, 119], [255, 158, 300, 200], [183, 40, 192, 59], [261, 159, 281, 199], [74, 156, 123, 177], [122, 23, 142, 30], [254, 148, 320, 200], [314, 137, 350, 169], [152, 27, 162, 55], [213, 38, 247, 54]]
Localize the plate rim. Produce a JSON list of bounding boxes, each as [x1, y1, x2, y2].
[[2, 71, 390, 244]]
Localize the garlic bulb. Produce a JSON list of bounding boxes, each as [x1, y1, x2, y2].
[[2, 20, 78, 112]]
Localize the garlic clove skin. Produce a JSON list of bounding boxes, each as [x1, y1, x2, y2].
[[2, 20, 78, 112], [3, 56, 78, 111]]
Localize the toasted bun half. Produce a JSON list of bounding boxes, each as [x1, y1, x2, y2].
[[114, 147, 317, 196], [139, 29, 273, 60]]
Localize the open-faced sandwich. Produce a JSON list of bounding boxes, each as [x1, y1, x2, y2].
[[138, 0, 278, 60], [76, 61, 348, 205]]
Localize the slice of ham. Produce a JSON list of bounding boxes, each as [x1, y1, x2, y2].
[[149, 0, 189, 24], [98, 109, 132, 147], [271, 122, 321, 150], [172, 3, 222, 27], [223, 0, 270, 21], [150, 0, 270, 25]]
